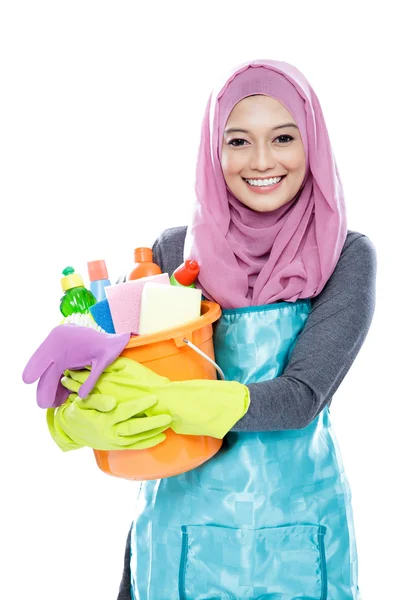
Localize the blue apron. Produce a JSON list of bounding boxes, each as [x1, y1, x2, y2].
[[131, 301, 361, 599]]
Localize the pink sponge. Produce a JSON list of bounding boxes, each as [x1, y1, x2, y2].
[[105, 273, 170, 334]]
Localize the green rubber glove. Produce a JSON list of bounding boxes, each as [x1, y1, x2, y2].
[[61, 357, 250, 439], [47, 392, 173, 451], [47, 401, 83, 452]]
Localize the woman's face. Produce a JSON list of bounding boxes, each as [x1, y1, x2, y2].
[[221, 95, 306, 212]]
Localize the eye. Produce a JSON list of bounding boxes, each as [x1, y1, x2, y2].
[[227, 138, 249, 147], [274, 134, 294, 144]]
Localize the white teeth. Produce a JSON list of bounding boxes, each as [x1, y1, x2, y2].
[[245, 176, 282, 187]]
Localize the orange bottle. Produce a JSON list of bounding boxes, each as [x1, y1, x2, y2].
[[127, 247, 162, 280]]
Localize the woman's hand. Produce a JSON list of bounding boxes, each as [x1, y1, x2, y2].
[[47, 392, 172, 451], [62, 357, 250, 439]]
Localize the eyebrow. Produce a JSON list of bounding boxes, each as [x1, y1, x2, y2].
[[224, 123, 299, 135]]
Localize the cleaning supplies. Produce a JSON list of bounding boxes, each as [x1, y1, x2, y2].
[[170, 260, 200, 288], [105, 273, 170, 334], [127, 247, 162, 281], [59, 266, 96, 317], [87, 259, 111, 302], [139, 282, 202, 335]]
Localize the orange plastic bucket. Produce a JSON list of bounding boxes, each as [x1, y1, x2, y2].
[[93, 301, 223, 480]]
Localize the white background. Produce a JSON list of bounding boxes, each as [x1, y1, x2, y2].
[[1, 1, 419, 598]]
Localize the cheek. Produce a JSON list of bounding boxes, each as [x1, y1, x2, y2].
[[288, 146, 306, 174], [279, 149, 304, 172], [221, 150, 244, 177]]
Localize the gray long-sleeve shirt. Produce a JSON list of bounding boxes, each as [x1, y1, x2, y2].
[[117, 225, 376, 599]]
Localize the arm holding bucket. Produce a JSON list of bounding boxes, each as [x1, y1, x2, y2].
[[151, 226, 376, 432]]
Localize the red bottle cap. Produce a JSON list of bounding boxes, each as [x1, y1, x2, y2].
[[87, 260, 109, 282], [173, 260, 200, 286]]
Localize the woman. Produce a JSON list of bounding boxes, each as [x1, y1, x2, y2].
[[37, 59, 376, 599], [112, 60, 377, 599]]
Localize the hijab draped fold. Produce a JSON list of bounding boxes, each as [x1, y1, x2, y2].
[[184, 60, 347, 309]]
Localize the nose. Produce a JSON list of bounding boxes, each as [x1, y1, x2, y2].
[[249, 144, 276, 172]]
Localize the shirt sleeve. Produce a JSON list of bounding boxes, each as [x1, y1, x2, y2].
[[232, 233, 377, 431], [152, 226, 187, 275]]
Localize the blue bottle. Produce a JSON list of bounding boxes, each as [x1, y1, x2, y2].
[[87, 260, 111, 302]]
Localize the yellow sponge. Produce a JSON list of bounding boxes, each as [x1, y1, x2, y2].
[[139, 282, 202, 335]]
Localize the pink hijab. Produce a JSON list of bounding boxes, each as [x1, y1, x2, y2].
[[184, 60, 347, 309]]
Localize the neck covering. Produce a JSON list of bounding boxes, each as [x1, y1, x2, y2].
[[184, 59, 347, 309]]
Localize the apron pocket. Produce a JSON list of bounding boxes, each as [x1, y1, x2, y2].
[[178, 523, 327, 600]]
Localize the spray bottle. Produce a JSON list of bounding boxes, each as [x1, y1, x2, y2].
[[170, 260, 200, 288]]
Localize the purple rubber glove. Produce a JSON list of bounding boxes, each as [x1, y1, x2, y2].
[[22, 324, 130, 409]]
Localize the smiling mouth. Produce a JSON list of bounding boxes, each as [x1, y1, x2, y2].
[[242, 176, 286, 187]]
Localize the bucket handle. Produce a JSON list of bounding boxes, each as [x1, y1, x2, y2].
[[181, 338, 225, 380]]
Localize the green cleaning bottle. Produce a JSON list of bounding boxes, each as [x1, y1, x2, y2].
[[60, 266, 97, 317]]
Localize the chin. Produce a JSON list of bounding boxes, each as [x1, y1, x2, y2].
[[242, 196, 291, 213]]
